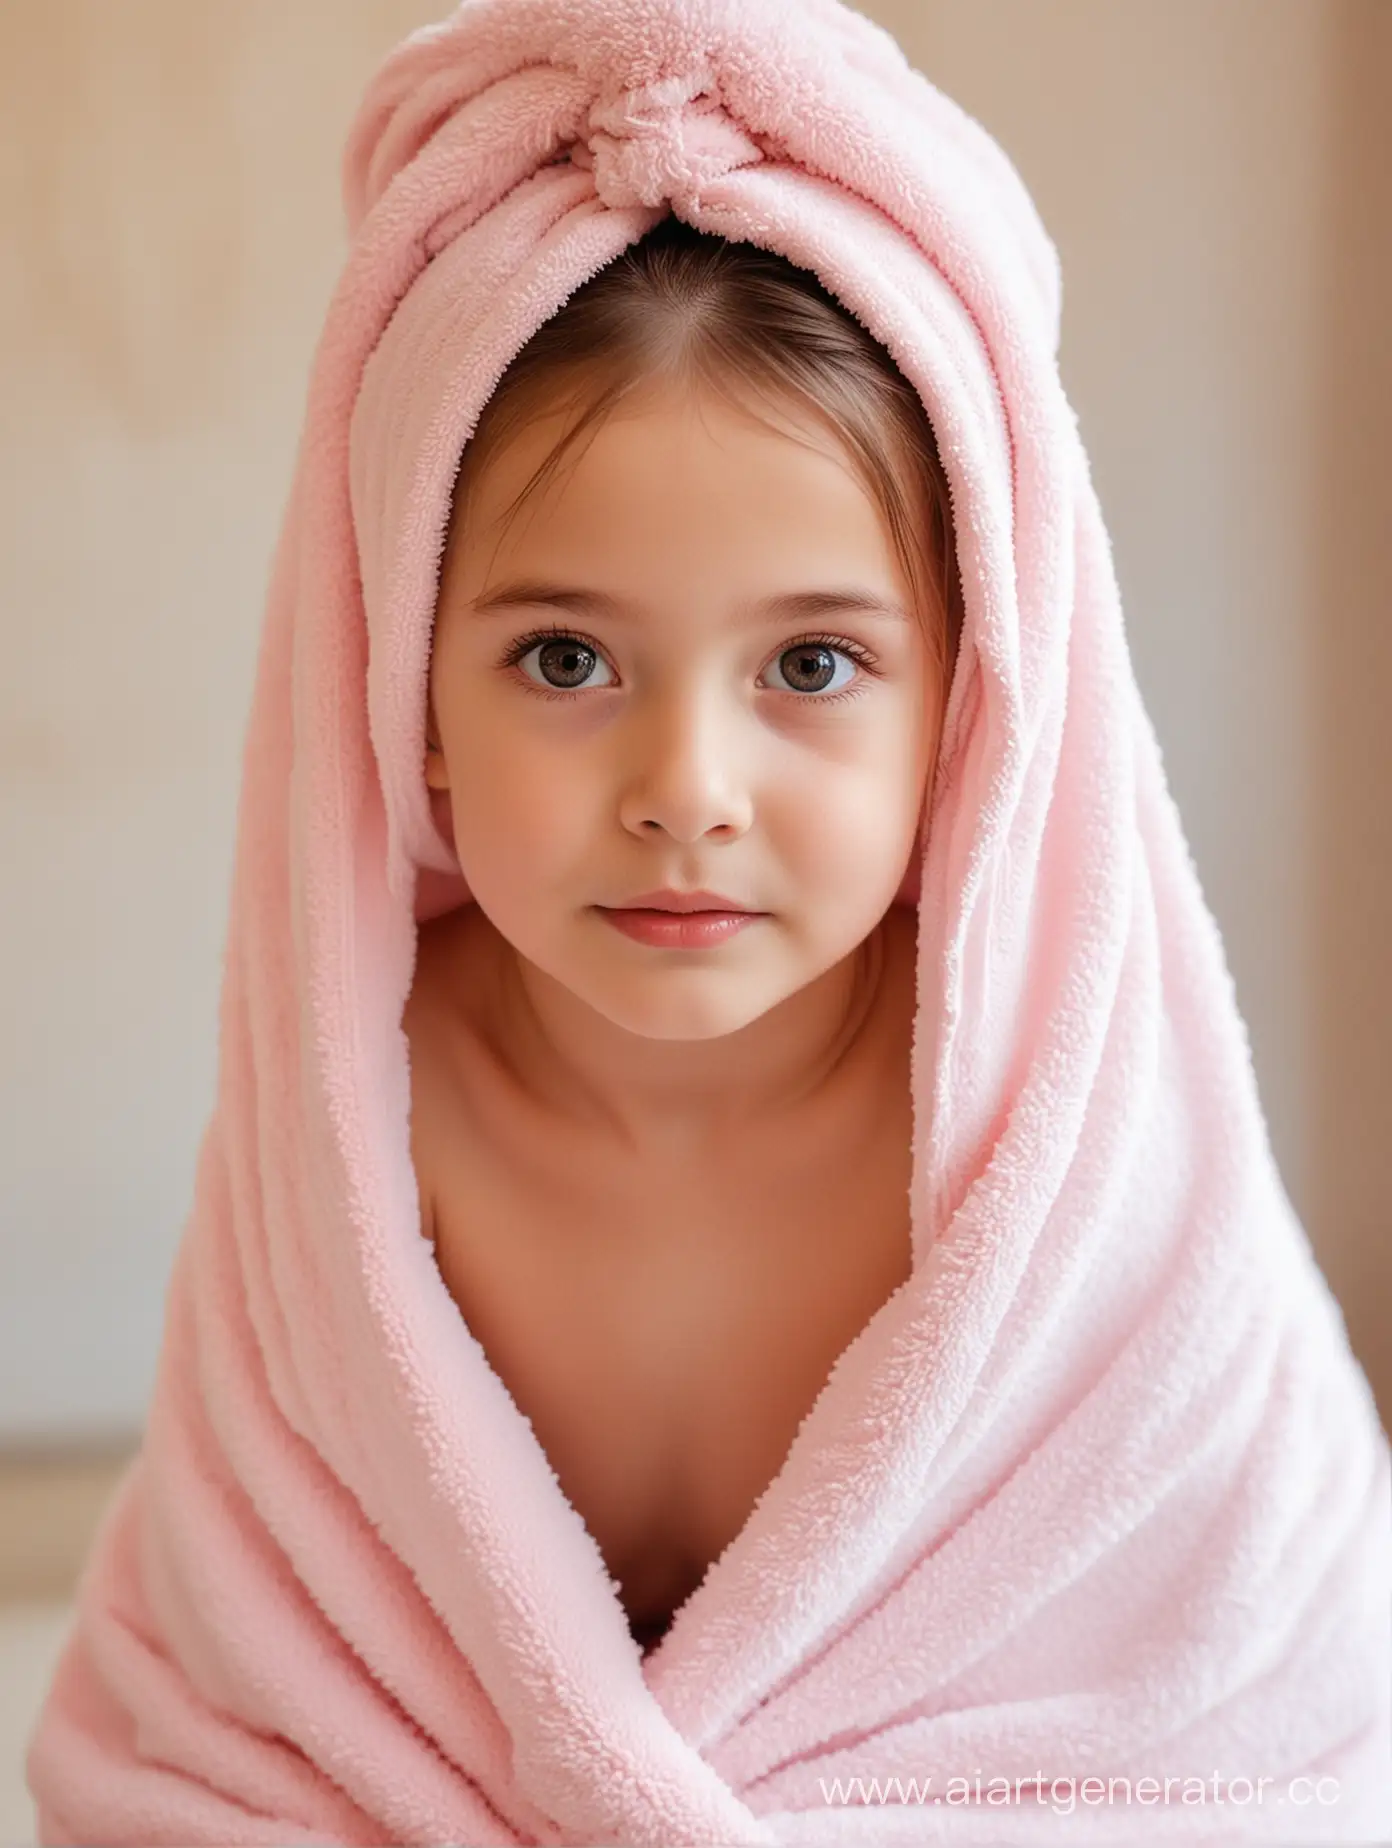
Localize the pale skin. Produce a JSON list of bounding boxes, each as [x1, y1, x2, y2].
[[421, 375, 943, 1159], [408, 372, 945, 1647]]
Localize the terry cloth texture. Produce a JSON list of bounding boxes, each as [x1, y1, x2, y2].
[[26, 0, 1392, 1841]]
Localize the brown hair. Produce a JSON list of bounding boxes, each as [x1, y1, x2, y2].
[[445, 213, 963, 690]]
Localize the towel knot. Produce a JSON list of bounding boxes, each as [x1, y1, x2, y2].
[[571, 71, 764, 209]]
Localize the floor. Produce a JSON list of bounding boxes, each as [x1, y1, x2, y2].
[[0, 1447, 136, 1843]]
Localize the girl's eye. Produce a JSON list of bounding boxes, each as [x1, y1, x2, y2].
[[503, 631, 617, 697], [763, 638, 872, 700], [497, 627, 882, 707]]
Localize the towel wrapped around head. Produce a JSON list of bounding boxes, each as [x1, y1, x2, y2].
[[26, 0, 1392, 1841]]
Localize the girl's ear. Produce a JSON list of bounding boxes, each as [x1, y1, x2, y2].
[[423, 700, 449, 791], [424, 742, 449, 792]]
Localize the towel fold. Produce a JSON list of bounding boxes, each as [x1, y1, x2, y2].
[[27, 0, 1392, 1841]]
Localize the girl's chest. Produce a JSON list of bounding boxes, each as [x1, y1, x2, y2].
[[406, 1023, 915, 1651]]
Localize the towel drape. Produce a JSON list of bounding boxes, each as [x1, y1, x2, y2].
[[27, 1, 1392, 1841]]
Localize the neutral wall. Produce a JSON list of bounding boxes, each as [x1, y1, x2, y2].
[[1, 0, 1386, 1444], [1309, 0, 1392, 1422]]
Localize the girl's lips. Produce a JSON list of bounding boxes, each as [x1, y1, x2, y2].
[[596, 907, 764, 949], [615, 889, 751, 912]]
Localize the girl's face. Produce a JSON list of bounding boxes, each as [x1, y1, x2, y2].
[[426, 376, 941, 1046]]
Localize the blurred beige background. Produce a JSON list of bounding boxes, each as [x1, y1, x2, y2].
[[0, 7, 1388, 1825]]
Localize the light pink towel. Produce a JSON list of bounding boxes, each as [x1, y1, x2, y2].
[[26, 0, 1392, 1841]]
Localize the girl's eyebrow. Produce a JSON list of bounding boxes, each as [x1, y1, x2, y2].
[[468, 580, 911, 625]]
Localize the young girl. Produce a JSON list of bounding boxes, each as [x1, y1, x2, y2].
[[27, 0, 1391, 1838], [403, 216, 960, 1655]]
